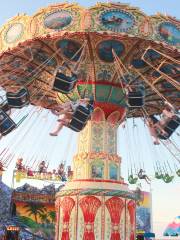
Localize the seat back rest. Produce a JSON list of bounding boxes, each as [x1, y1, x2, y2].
[[53, 72, 77, 94], [6, 87, 30, 108], [0, 109, 16, 136], [159, 116, 180, 140], [128, 91, 145, 107]]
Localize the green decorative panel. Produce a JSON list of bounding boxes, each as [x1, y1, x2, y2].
[[96, 85, 111, 102], [110, 87, 126, 106], [91, 160, 104, 179]]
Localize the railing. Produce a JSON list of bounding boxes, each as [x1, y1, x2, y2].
[[12, 191, 55, 204], [13, 170, 65, 182]]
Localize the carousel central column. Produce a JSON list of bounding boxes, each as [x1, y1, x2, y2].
[[56, 108, 136, 240]]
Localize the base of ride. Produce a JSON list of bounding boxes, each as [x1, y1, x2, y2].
[[0, 1, 179, 240], [56, 182, 136, 240], [56, 109, 137, 240]]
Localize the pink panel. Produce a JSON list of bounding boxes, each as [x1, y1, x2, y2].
[[127, 200, 136, 240], [105, 197, 124, 240], [60, 197, 75, 240], [91, 107, 105, 122], [79, 196, 101, 240]]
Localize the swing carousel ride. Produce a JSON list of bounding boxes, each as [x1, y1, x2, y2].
[[0, 2, 179, 240]]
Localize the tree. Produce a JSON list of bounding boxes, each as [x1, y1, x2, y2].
[[39, 212, 50, 225], [48, 211, 56, 223], [23, 203, 46, 223]]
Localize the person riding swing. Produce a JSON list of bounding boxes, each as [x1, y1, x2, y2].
[[49, 98, 92, 136], [138, 169, 151, 184]]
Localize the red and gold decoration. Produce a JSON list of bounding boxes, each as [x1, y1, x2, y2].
[[0, 1, 179, 240]]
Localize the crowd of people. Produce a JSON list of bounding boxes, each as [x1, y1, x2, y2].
[[15, 158, 73, 182]]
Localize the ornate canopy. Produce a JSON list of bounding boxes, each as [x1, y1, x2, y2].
[[0, 2, 179, 117]]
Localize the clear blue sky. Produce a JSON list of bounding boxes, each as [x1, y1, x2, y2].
[[0, 0, 179, 26], [0, 0, 179, 238]]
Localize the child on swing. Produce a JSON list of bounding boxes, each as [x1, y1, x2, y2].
[[146, 101, 176, 144], [49, 98, 90, 136], [160, 101, 176, 126]]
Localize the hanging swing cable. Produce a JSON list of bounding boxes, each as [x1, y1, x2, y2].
[[142, 107, 180, 167], [141, 46, 180, 90], [0, 47, 34, 85], [62, 131, 74, 167], [0, 45, 61, 105], [30, 110, 60, 172], [125, 119, 136, 177], [33, 116, 59, 171], [1, 107, 44, 167], [23, 111, 52, 168], [113, 52, 127, 93], [0, 82, 54, 162], [1, 45, 59, 90], [160, 139, 180, 164], [131, 66, 170, 103]]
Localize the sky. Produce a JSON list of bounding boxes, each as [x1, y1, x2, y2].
[[0, 0, 180, 238]]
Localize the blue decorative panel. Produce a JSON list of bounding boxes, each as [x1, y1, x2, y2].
[[100, 9, 135, 32]]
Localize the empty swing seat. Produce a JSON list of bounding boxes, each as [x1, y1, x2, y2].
[[128, 174, 138, 184], [68, 103, 94, 132], [0, 110, 16, 136], [53, 71, 78, 94], [128, 91, 145, 107], [0, 101, 10, 113], [6, 87, 30, 108]]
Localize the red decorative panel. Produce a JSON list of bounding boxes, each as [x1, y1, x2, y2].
[[127, 200, 136, 240], [94, 102, 126, 119], [60, 197, 75, 240], [91, 107, 105, 122], [55, 199, 60, 240], [79, 196, 101, 240], [105, 197, 124, 240]]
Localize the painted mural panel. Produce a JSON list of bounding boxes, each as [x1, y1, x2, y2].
[[5, 23, 24, 44], [158, 22, 180, 46], [56, 39, 82, 61], [136, 191, 152, 234], [109, 163, 118, 180], [44, 10, 72, 30], [91, 160, 104, 179], [97, 40, 125, 62], [100, 10, 135, 32], [14, 201, 55, 239]]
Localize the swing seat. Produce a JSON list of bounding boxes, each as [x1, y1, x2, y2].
[[158, 116, 180, 140], [176, 169, 180, 177], [150, 115, 180, 139], [53, 71, 78, 94], [6, 87, 30, 108], [68, 103, 94, 132], [155, 172, 163, 179], [0, 101, 10, 113], [138, 173, 147, 180], [128, 174, 138, 184], [0, 109, 16, 136], [128, 91, 145, 107], [162, 174, 174, 183]]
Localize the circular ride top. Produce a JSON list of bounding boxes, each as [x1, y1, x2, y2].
[[0, 2, 179, 119], [0, 3, 179, 240]]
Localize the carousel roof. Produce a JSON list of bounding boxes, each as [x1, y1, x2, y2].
[[0, 2, 179, 117]]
